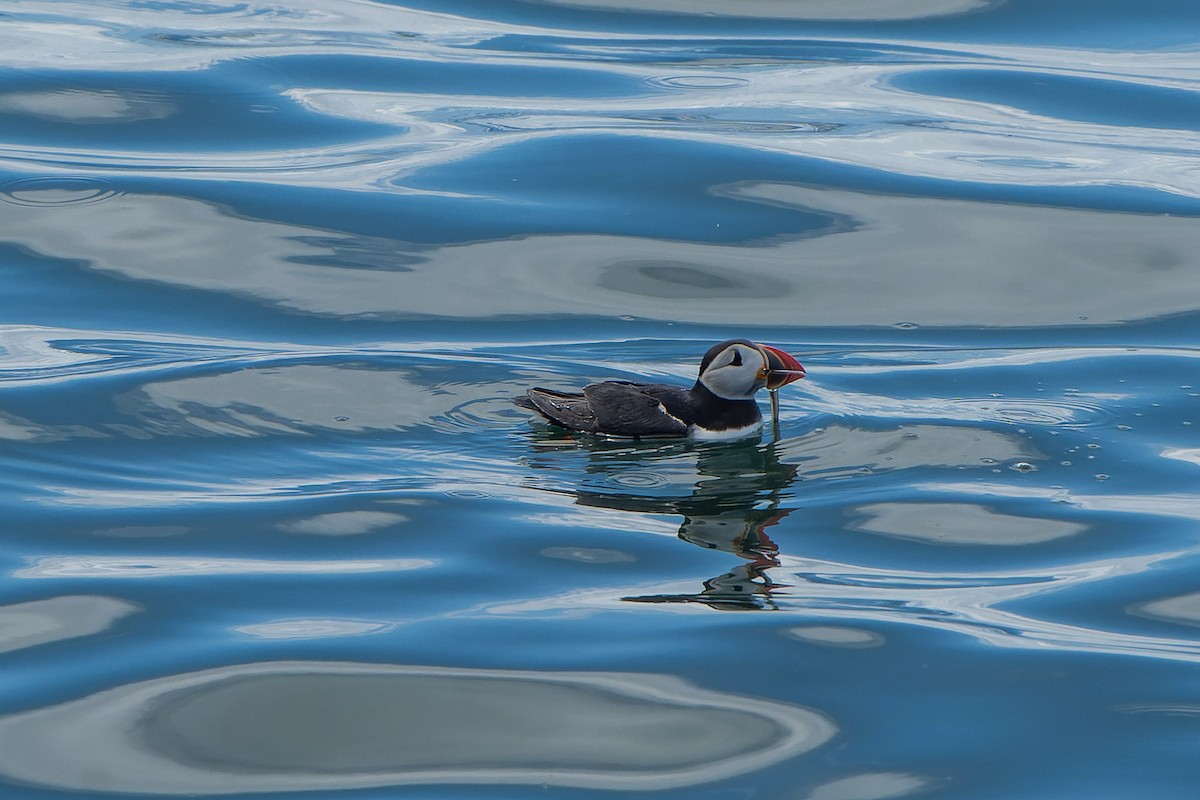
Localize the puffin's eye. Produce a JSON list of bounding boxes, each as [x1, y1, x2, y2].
[[730, 349, 742, 367]]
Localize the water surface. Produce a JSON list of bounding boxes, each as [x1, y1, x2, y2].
[[2, 1, 1200, 798]]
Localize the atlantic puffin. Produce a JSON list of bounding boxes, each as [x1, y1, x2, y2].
[[514, 339, 805, 439]]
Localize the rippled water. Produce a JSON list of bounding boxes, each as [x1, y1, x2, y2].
[[2, 1, 1200, 797]]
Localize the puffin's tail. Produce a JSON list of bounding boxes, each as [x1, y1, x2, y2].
[[513, 388, 598, 432]]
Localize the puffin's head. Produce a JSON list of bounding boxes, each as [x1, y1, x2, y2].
[[697, 339, 806, 400]]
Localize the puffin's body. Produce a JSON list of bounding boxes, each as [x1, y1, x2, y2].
[[514, 339, 805, 439]]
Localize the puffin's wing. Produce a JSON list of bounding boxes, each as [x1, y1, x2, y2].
[[517, 388, 599, 432], [583, 382, 689, 436]]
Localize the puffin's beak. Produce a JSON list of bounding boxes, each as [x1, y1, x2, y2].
[[760, 344, 806, 390]]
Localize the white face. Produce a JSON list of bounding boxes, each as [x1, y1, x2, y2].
[[698, 342, 769, 400]]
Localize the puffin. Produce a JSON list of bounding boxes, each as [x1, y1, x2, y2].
[[514, 339, 805, 439]]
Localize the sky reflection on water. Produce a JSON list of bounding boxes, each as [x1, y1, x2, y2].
[[0, 662, 834, 793], [2, 0, 1200, 798], [3, 184, 1200, 326]]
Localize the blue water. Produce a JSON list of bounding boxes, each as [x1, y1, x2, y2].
[[2, 1, 1200, 797]]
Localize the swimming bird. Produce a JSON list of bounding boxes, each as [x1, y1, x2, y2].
[[514, 339, 805, 439]]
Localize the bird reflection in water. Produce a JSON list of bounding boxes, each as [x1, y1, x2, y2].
[[523, 431, 799, 610]]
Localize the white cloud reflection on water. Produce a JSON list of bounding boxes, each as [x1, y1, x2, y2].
[[15, 556, 433, 578], [932, 483, 1200, 524], [0, 89, 174, 124], [110, 361, 536, 440], [779, 424, 1035, 477], [522, 0, 995, 20], [287, 63, 1200, 197], [848, 501, 1086, 546], [1, 1, 1197, 197], [0, 595, 139, 654], [1134, 592, 1200, 629], [234, 619, 398, 638], [129, 365, 452, 435], [280, 510, 408, 535], [786, 625, 885, 648], [805, 772, 934, 800], [0, 2, 505, 72], [0, 661, 835, 793], [2, 187, 1199, 327]]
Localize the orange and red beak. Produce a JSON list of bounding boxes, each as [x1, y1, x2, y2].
[[761, 344, 806, 390]]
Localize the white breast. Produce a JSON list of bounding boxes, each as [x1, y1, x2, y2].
[[687, 420, 764, 441]]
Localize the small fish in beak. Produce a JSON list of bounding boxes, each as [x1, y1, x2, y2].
[[760, 345, 806, 391], [756, 344, 805, 441]]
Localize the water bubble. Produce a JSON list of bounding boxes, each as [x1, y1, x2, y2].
[[1061, 460, 1072, 466], [609, 471, 667, 489], [1010, 462, 1037, 473], [652, 75, 750, 89], [1095, 474, 1110, 481], [995, 400, 1111, 426], [439, 399, 531, 432], [893, 322, 919, 330], [446, 489, 491, 499], [1117, 425, 1132, 431], [0, 176, 120, 207]]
